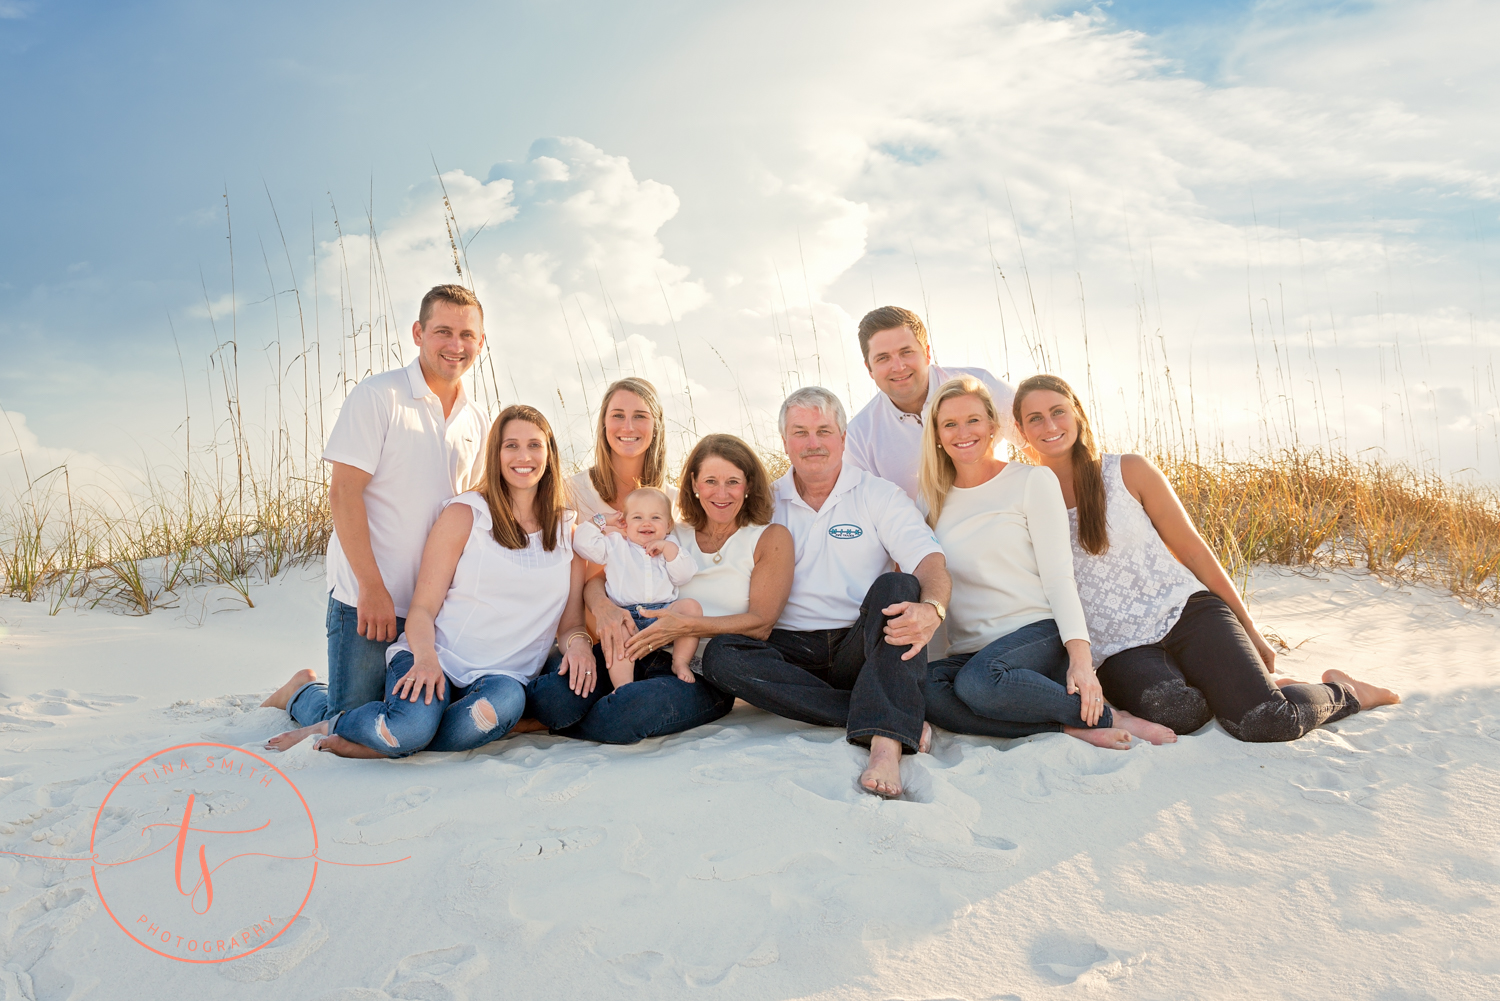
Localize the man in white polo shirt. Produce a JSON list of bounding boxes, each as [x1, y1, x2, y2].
[[846, 305, 1015, 502], [262, 284, 492, 724], [701, 386, 951, 799]]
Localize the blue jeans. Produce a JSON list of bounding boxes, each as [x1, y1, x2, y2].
[[289, 594, 406, 727], [331, 650, 528, 758], [626, 600, 672, 631], [528, 646, 733, 744], [700, 572, 927, 751], [923, 618, 1113, 737]]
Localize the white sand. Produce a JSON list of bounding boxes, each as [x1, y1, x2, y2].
[[1, 566, 1497, 1000]]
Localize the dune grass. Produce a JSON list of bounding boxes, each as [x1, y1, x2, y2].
[[5, 422, 1495, 616]]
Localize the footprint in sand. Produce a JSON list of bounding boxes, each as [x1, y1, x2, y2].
[[508, 825, 605, 862], [1029, 932, 1124, 985], [1292, 763, 1378, 805], [610, 950, 667, 985], [0, 690, 139, 730], [381, 944, 488, 1001], [348, 786, 435, 827], [906, 830, 1019, 872], [219, 916, 329, 983]]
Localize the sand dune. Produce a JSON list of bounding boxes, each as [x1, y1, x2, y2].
[[0, 566, 1496, 1000]]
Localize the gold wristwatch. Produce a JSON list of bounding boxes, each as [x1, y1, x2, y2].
[[923, 598, 947, 621]]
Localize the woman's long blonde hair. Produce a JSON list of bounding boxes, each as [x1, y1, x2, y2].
[[482, 405, 566, 551], [918, 376, 1001, 527], [1013, 374, 1108, 555], [587, 377, 668, 506]]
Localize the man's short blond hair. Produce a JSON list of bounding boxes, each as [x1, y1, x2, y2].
[[419, 284, 484, 326]]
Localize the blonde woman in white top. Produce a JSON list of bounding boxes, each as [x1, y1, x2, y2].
[[918, 377, 1175, 749], [530, 434, 794, 743], [266, 405, 596, 758]]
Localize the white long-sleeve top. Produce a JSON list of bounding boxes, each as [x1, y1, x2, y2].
[[572, 520, 697, 607], [933, 462, 1090, 656]]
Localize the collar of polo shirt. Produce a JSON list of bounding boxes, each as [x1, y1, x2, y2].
[[779, 462, 861, 511], [404, 356, 470, 408], [879, 367, 943, 426]]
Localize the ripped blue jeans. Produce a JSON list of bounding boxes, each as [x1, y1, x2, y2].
[[331, 649, 527, 757]]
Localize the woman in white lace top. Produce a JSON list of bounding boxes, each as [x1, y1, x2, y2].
[[1012, 374, 1399, 742]]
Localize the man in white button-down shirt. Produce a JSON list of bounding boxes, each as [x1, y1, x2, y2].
[[701, 387, 952, 799], [263, 285, 492, 725], [845, 305, 1014, 502]]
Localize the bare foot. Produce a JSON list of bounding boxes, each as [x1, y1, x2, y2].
[[313, 734, 385, 759], [1322, 669, 1401, 709], [1063, 726, 1133, 750], [859, 735, 904, 798], [261, 669, 316, 710], [1110, 708, 1178, 745], [918, 721, 932, 755], [265, 720, 328, 752], [1273, 676, 1308, 688], [507, 717, 549, 735]]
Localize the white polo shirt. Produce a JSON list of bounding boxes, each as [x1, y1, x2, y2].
[[846, 364, 1016, 501], [772, 464, 944, 631], [322, 359, 491, 616]]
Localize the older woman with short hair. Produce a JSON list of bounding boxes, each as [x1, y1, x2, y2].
[[529, 433, 793, 743]]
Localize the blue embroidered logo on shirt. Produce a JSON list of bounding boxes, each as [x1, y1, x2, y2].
[[828, 524, 863, 540]]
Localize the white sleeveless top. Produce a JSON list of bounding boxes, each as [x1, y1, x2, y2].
[[388, 493, 576, 687], [671, 521, 769, 656], [1068, 454, 1204, 667]]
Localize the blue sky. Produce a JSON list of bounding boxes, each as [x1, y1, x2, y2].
[[2, 0, 1497, 489]]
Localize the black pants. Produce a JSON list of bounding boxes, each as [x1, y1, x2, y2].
[[700, 572, 927, 752], [1098, 591, 1360, 742]]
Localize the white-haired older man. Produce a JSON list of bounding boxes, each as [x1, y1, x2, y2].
[[701, 386, 951, 799]]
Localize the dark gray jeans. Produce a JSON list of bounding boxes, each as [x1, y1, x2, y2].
[[700, 572, 927, 752]]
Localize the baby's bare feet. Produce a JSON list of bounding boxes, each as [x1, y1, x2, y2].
[[507, 718, 549, 735], [918, 721, 932, 754], [261, 669, 316, 710]]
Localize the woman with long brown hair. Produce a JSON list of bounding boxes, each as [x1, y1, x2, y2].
[[917, 377, 1176, 748], [1013, 374, 1399, 741], [266, 405, 597, 757]]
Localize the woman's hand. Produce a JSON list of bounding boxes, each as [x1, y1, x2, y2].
[[394, 654, 447, 705], [592, 599, 638, 676], [1250, 628, 1278, 674], [624, 606, 700, 662], [557, 633, 599, 697], [1063, 640, 1104, 727]]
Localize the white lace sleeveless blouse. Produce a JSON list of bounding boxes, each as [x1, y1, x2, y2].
[[1068, 454, 1204, 667]]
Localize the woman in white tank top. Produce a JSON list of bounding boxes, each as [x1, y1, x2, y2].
[[529, 434, 794, 743], [1012, 375, 1399, 742], [267, 406, 597, 758]]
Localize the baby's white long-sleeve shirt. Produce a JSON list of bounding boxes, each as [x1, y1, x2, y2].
[[573, 520, 697, 607]]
